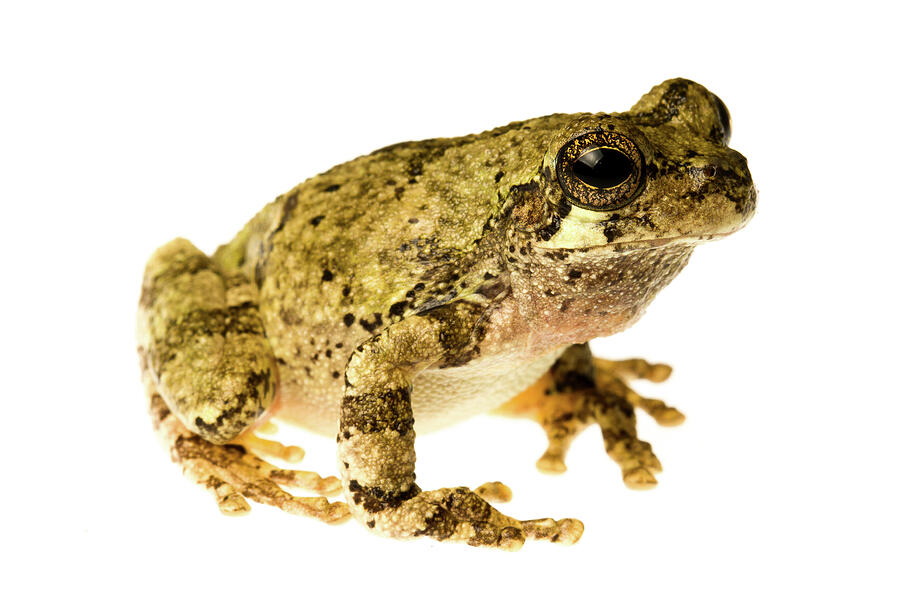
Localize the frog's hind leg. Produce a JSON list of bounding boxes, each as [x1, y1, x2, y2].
[[138, 238, 277, 443], [138, 239, 348, 523], [148, 390, 347, 520], [496, 344, 681, 489], [233, 431, 306, 464]]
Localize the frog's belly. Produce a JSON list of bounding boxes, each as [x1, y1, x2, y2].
[[410, 348, 565, 433], [275, 349, 565, 436]]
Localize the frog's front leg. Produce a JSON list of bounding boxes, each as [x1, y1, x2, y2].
[[138, 239, 347, 522], [338, 302, 583, 549], [497, 344, 683, 488], [592, 357, 685, 426]]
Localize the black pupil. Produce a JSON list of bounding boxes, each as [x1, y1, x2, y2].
[[572, 147, 632, 189]]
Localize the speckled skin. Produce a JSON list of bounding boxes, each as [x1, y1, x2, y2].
[[138, 78, 755, 548]]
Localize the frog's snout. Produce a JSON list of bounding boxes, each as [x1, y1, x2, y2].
[[724, 152, 756, 219], [717, 159, 756, 226], [697, 149, 755, 211], [741, 183, 758, 220], [679, 149, 756, 237]]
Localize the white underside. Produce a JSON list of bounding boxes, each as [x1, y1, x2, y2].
[[410, 348, 566, 433], [276, 348, 565, 436]]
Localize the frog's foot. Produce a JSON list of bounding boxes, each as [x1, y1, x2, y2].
[[150, 394, 349, 523], [494, 372, 592, 474], [592, 387, 663, 489], [593, 357, 673, 383], [535, 396, 595, 475], [369, 487, 583, 550], [496, 346, 681, 485], [592, 362, 679, 488], [233, 431, 305, 463], [532, 384, 664, 487], [473, 481, 513, 503], [594, 357, 685, 425]]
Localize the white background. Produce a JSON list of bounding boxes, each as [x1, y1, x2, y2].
[[2, 1, 897, 598]]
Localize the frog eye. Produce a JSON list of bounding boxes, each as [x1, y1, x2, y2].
[[556, 130, 645, 211], [712, 93, 732, 145]]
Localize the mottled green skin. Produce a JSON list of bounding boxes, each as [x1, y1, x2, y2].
[[138, 243, 276, 444], [211, 114, 573, 433], [206, 79, 753, 434], [138, 78, 756, 547]]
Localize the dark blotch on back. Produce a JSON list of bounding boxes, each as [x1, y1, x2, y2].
[[359, 313, 383, 333], [389, 301, 408, 317], [271, 192, 299, 237]]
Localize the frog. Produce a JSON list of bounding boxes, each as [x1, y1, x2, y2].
[[137, 78, 756, 550]]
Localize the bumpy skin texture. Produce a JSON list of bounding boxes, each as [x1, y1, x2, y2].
[[138, 78, 756, 548]]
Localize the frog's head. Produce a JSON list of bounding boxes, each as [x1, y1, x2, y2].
[[516, 78, 755, 250], [504, 79, 756, 343]]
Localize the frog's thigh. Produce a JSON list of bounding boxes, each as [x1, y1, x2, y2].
[[138, 238, 274, 443], [138, 239, 347, 521]]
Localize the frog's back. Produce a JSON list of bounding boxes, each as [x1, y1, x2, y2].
[[256, 135, 498, 345], [264, 134, 492, 320], [256, 117, 565, 314]]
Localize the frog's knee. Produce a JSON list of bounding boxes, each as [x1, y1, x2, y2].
[[138, 238, 275, 444], [180, 367, 274, 443]]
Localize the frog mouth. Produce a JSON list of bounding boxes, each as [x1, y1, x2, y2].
[[605, 232, 729, 251]]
